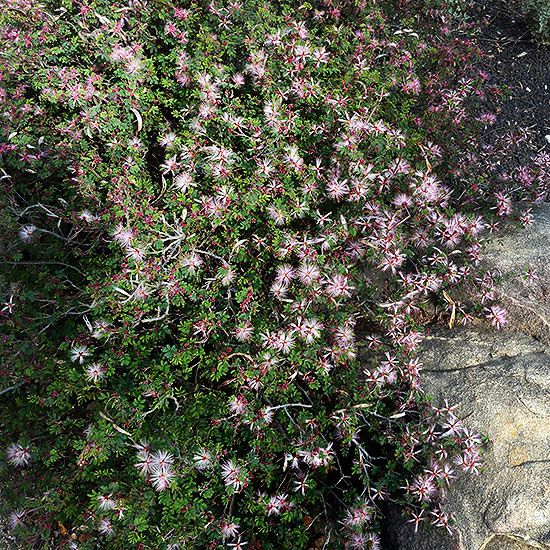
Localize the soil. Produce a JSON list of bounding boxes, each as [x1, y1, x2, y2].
[[474, 0, 550, 161]]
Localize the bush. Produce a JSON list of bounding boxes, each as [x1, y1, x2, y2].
[[0, 0, 545, 548]]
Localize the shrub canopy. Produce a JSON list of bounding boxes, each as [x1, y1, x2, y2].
[[0, 0, 545, 548]]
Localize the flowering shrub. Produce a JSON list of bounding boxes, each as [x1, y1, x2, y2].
[[0, 0, 546, 548]]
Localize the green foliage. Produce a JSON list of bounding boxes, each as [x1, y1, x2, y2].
[[0, 0, 543, 548], [522, 0, 550, 41]]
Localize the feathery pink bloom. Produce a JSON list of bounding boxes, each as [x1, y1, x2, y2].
[[86, 362, 106, 383], [484, 304, 507, 329], [8, 510, 25, 529], [97, 495, 116, 511], [6, 443, 31, 467], [98, 518, 114, 536], [323, 274, 354, 298], [220, 520, 240, 540], [221, 460, 246, 492], [150, 465, 175, 491]]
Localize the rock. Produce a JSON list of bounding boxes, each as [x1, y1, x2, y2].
[[384, 205, 550, 550], [482, 204, 550, 345], [384, 328, 550, 550]]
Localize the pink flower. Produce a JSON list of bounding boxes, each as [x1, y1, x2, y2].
[[485, 305, 507, 329], [407, 509, 425, 533], [112, 225, 135, 246], [150, 465, 175, 491], [410, 474, 437, 502], [430, 507, 453, 534], [342, 502, 372, 528], [293, 318, 323, 344], [265, 494, 290, 516], [174, 171, 194, 191], [152, 450, 174, 470], [235, 323, 254, 342], [160, 155, 180, 174], [97, 495, 116, 510], [454, 449, 482, 475], [6, 443, 31, 467], [228, 394, 248, 415], [159, 132, 176, 147], [181, 252, 204, 274], [275, 264, 295, 285], [220, 520, 240, 540], [134, 445, 153, 475], [70, 344, 90, 364], [86, 362, 106, 383], [284, 147, 304, 172], [98, 518, 114, 536], [221, 460, 246, 492], [326, 178, 349, 200], [292, 476, 309, 495], [8, 510, 25, 529], [228, 538, 248, 549], [494, 191, 512, 217], [297, 262, 321, 286], [323, 274, 354, 298]]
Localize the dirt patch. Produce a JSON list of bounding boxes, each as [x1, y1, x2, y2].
[[474, 0, 549, 162]]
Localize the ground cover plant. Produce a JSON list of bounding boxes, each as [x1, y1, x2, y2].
[[0, 0, 547, 548]]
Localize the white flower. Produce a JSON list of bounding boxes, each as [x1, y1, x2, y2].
[[221, 460, 246, 492], [161, 155, 180, 174], [220, 267, 235, 286], [193, 449, 212, 471], [228, 538, 248, 549], [323, 274, 354, 298], [235, 323, 254, 342], [297, 262, 321, 286], [220, 520, 240, 540], [272, 330, 295, 354], [97, 495, 116, 511], [232, 73, 245, 86], [159, 132, 176, 147], [112, 225, 135, 246], [8, 510, 25, 529], [275, 264, 295, 285], [70, 344, 90, 364], [270, 280, 288, 299], [292, 477, 309, 496], [174, 171, 194, 192], [98, 518, 114, 536], [85, 363, 106, 383], [181, 252, 203, 274], [150, 465, 175, 491], [134, 449, 153, 476], [6, 443, 31, 467], [125, 57, 144, 76], [295, 318, 323, 344], [125, 245, 145, 263], [79, 210, 99, 222], [228, 395, 248, 415], [151, 450, 174, 471], [267, 206, 286, 226], [92, 320, 110, 339], [18, 224, 37, 243]]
